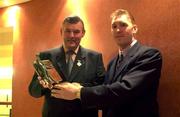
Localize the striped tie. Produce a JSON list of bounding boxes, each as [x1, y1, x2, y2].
[[66, 51, 74, 76], [116, 53, 124, 71]]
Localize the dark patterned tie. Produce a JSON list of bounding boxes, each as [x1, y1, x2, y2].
[[115, 53, 124, 72], [66, 51, 74, 76]]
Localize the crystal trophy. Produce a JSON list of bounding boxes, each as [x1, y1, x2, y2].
[[33, 54, 62, 84]]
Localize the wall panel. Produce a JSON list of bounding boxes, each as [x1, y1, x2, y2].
[[0, 0, 179, 117]]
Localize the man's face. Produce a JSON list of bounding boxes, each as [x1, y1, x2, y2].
[[61, 22, 85, 50], [111, 14, 137, 49]]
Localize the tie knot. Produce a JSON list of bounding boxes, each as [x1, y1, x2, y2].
[[116, 54, 123, 66], [66, 50, 74, 55], [119, 53, 123, 62]]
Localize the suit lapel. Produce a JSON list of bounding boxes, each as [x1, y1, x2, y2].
[[54, 46, 68, 81], [107, 56, 118, 83], [69, 46, 86, 81], [112, 42, 141, 82]]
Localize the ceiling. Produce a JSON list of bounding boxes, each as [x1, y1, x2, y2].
[[0, 0, 31, 8]]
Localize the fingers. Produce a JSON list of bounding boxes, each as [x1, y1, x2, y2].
[[37, 76, 42, 81], [51, 90, 66, 99], [51, 86, 66, 99], [37, 76, 52, 89], [51, 93, 59, 98], [54, 82, 75, 89], [51, 82, 80, 100], [53, 82, 82, 90], [71, 82, 82, 88], [51, 88, 60, 95], [71, 82, 80, 86], [41, 81, 82, 100]]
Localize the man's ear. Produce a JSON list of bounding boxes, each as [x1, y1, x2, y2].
[[132, 25, 138, 34], [82, 30, 86, 37]]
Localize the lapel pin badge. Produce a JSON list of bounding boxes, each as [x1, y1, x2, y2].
[[77, 60, 82, 67]]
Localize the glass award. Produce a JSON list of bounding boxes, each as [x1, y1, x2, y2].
[[33, 54, 62, 84]]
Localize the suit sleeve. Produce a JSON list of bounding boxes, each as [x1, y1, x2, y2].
[[80, 48, 162, 109], [29, 72, 51, 98]]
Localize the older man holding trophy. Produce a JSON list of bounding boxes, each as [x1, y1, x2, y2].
[[29, 15, 105, 117]]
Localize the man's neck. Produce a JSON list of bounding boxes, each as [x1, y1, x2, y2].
[[119, 38, 137, 56], [119, 38, 137, 51], [63, 45, 79, 54]]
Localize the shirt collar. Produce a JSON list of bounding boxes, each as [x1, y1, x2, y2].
[[118, 38, 137, 57], [63, 45, 79, 55], [63, 45, 79, 61]]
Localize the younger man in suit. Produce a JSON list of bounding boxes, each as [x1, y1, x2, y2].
[[52, 9, 163, 117], [29, 16, 105, 117]]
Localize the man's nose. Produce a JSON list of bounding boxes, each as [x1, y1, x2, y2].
[[116, 27, 123, 32], [69, 31, 75, 37]]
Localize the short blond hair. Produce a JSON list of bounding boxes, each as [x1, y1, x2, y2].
[[110, 9, 135, 24]]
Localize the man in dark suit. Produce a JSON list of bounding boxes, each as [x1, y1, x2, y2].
[[52, 9, 163, 117], [29, 16, 105, 117]]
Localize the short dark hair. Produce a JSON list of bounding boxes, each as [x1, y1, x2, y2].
[[110, 9, 135, 24], [62, 15, 85, 32]]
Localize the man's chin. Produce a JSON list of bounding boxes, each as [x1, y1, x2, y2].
[[118, 42, 130, 49], [67, 45, 77, 50]]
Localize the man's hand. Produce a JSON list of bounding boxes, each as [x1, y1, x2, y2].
[[51, 82, 82, 100], [37, 76, 53, 89]]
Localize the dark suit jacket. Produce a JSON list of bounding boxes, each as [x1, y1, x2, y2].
[[29, 46, 105, 117], [80, 42, 162, 117]]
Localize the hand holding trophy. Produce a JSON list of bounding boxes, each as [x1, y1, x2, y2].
[[33, 54, 62, 89]]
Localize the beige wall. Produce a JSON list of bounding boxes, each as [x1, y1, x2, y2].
[[0, 0, 180, 117]]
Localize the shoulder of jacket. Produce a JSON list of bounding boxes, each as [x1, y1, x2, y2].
[[80, 46, 101, 55]]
